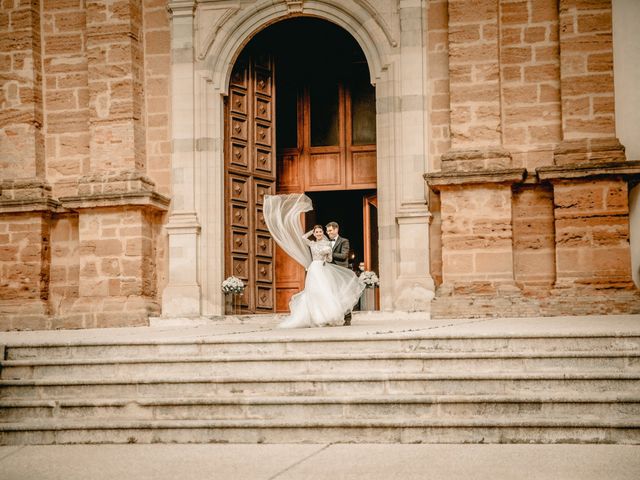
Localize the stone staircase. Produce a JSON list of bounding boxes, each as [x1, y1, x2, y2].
[[1, 319, 639, 444]]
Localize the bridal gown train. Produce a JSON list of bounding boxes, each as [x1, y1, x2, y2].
[[263, 194, 364, 329]]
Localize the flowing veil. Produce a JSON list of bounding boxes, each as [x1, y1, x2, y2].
[[263, 194, 313, 269]]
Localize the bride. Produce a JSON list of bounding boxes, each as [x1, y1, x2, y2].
[[263, 194, 364, 328]]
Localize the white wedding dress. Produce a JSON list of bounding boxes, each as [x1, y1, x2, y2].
[[263, 194, 364, 329]]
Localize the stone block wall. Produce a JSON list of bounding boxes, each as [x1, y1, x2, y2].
[[425, 0, 640, 317], [0, 0, 171, 330]]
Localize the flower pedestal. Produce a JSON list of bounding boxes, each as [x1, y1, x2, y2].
[[360, 287, 377, 311], [224, 293, 241, 315]]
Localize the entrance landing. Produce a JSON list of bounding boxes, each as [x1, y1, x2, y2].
[[1, 313, 639, 346]]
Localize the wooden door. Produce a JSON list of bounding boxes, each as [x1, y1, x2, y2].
[[225, 52, 276, 313], [363, 193, 379, 309]]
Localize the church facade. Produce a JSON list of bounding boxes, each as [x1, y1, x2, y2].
[[1, 0, 639, 330]]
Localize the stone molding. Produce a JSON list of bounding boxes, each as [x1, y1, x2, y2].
[[165, 211, 201, 234], [59, 191, 170, 211], [553, 138, 626, 166], [537, 160, 640, 182], [0, 179, 61, 214], [440, 148, 512, 173], [167, 0, 196, 17], [424, 168, 528, 189], [58, 171, 170, 211]]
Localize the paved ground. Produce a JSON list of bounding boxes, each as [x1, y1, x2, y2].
[[1, 444, 639, 479]]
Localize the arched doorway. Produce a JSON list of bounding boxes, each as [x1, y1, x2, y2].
[[223, 18, 379, 313]]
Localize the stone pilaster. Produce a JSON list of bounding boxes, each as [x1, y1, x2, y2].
[[389, 0, 435, 312], [162, 1, 201, 317], [0, 0, 44, 180], [538, 161, 640, 291], [0, 181, 56, 330], [546, 0, 638, 298], [86, 0, 145, 173], [425, 165, 526, 296]]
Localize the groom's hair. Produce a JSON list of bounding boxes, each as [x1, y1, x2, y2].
[[326, 221, 339, 230]]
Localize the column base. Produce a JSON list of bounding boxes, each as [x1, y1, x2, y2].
[[55, 296, 159, 329], [393, 277, 435, 312], [161, 284, 201, 317]]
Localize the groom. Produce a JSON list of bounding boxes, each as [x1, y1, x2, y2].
[[326, 221, 352, 326]]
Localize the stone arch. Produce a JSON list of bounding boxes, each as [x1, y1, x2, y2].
[[163, 0, 435, 318], [202, 0, 394, 93]]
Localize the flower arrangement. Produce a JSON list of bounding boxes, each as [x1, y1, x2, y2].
[[221, 276, 245, 294], [359, 270, 379, 288]]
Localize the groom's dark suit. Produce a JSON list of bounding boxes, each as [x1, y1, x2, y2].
[[330, 235, 350, 269], [330, 235, 352, 325]]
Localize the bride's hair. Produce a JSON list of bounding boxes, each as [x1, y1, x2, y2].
[[311, 224, 324, 241]]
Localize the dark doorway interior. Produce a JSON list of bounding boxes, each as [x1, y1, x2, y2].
[[305, 189, 375, 272]]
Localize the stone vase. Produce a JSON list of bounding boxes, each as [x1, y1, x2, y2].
[[360, 287, 376, 311]]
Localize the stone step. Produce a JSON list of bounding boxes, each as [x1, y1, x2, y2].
[[1, 394, 639, 423], [2, 351, 638, 380], [2, 372, 638, 399], [1, 417, 638, 445], [5, 335, 640, 360]]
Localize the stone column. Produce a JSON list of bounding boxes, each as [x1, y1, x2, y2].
[[389, 0, 435, 311], [161, 1, 201, 317]]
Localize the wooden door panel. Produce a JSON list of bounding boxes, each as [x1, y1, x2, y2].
[[255, 122, 272, 147], [276, 288, 298, 312], [229, 175, 249, 203], [231, 117, 248, 142], [232, 256, 250, 281], [256, 284, 274, 310], [255, 69, 272, 96], [231, 231, 249, 255], [306, 153, 343, 189], [256, 258, 274, 283], [231, 90, 247, 115], [230, 142, 248, 169], [277, 153, 302, 192], [231, 204, 249, 229], [230, 61, 248, 88], [256, 97, 272, 122], [254, 180, 272, 206], [348, 150, 377, 188], [256, 208, 268, 232], [255, 233, 273, 258], [255, 147, 273, 175]]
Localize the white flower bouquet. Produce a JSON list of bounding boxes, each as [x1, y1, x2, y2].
[[359, 270, 379, 288], [221, 276, 245, 294]]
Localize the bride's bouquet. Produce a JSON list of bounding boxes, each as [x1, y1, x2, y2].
[[359, 270, 379, 288], [221, 276, 245, 294]]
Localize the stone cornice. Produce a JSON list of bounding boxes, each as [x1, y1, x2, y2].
[[165, 211, 201, 234], [536, 160, 640, 182], [423, 168, 527, 190], [0, 197, 62, 215], [59, 191, 170, 211]]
